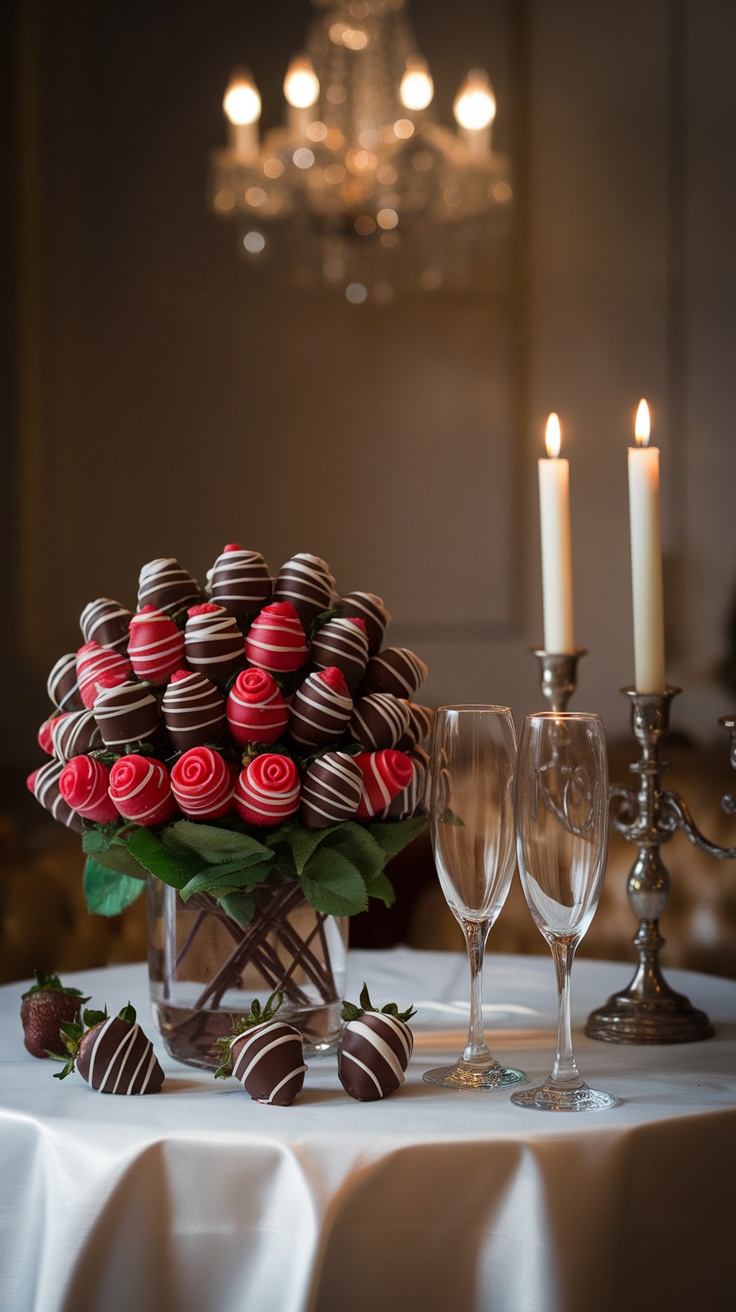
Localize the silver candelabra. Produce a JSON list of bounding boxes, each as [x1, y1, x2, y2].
[[585, 688, 736, 1043]]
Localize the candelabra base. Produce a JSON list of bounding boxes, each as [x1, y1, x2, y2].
[[585, 968, 714, 1044]]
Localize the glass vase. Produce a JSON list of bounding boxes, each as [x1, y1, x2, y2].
[[147, 877, 349, 1069]]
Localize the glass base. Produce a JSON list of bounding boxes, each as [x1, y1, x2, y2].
[[510, 1080, 617, 1111], [423, 1061, 527, 1090]]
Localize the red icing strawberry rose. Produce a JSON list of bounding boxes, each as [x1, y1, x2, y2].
[[59, 755, 119, 823], [244, 602, 308, 674], [354, 750, 414, 819], [170, 746, 235, 820], [108, 756, 176, 826], [226, 668, 289, 746], [76, 642, 132, 709], [128, 605, 185, 685], [235, 754, 300, 826]]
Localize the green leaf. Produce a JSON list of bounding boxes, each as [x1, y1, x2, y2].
[[83, 857, 146, 917], [284, 823, 341, 876], [161, 820, 274, 866], [179, 859, 276, 902], [327, 823, 387, 884], [363, 869, 396, 908], [366, 814, 427, 855], [300, 848, 369, 916], [81, 840, 149, 881], [217, 890, 258, 927], [123, 827, 202, 889]]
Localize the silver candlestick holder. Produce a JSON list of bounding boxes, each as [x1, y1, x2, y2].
[[586, 686, 736, 1044], [532, 649, 587, 712]]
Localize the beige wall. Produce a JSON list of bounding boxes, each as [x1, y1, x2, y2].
[[5, 0, 736, 787]]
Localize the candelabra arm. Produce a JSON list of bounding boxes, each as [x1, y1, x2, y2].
[[658, 789, 736, 860], [609, 784, 641, 837]]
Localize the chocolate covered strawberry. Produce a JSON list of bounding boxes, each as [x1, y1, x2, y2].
[[137, 557, 201, 616], [54, 1003, 165, 1094], [361, 646, 428, 700], [310, 616, 369, 691], [209, 543, 272, 620], [337, 591, 390, 655], [162, 669, 227, 750], [80, 598, 133, 653], [184, 603, 246, 684], [20, 971, 90, 1059], [272, 552, 335, 630], [299, 751, 362, 830], [214, 993, 306, 1105], [338, 984, 416, 1102], [288, 666, 353, 748]]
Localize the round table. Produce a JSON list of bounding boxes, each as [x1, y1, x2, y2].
[[2, 950, 735, 1312]]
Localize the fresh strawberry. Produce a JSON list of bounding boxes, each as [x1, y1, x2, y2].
[[53, 1003, 165, 1094], [338, 983, 416, 1101], [214, 991, 306, 1105], [20, 971, 90, 1059]]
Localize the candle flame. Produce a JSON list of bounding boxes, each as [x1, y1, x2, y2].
[[635, 399, 651, 448], [545, 412, 561, 459]]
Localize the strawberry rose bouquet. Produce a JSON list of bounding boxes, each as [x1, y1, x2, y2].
[[29, 547, 431, 1063]]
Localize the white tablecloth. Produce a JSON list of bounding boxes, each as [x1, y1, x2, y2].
[[2, 950, 735, 1312]]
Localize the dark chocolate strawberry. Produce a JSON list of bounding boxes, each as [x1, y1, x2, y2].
[[214, 992, 307, 1105], [20, 971, 90, 1059], [338, 983, 416, 1102], [53, 1003, 165, 1094]]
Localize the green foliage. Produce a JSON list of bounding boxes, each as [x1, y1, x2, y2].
[[79, 810, 426, 929], [342, 981, 417, 1024], [213, 991, 284, 1078], [21, 970, 89, 1002], [83, 859, 146, 917]]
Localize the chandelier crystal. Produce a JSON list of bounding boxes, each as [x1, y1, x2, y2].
[[209, 0, 512, 301]]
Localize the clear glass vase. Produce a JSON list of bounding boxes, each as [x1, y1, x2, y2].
[[147, 877, 349, 1069]]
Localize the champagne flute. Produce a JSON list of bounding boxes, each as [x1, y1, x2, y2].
[[423, 706, 526, 1090], [511, 712, 617, 1111]]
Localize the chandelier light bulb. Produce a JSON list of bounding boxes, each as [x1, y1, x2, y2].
[[400, 56, 434, 112], [223, 71, 262, 125], [284, 55, 320, 109], [453, 69, 496, 131]]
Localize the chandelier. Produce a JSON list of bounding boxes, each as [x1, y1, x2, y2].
[[209, 0, 512, 302]]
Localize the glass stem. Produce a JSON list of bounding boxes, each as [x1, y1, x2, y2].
[[549, 937, 582, 1087], [462, 918, 493, 1067]]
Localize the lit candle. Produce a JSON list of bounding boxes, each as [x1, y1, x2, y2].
[[538, 413, 574, 653], [628, 399, 665, 692]]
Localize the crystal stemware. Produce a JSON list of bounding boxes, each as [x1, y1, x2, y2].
[[511, 712, 617, 1111], [423, 705, 526, 1090]]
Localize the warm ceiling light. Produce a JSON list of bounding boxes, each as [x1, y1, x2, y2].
[[399, 57, 434, 112], [454, 69, 496, 131], [284, 55, 320, 109], [223, 71, 261, 125]]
